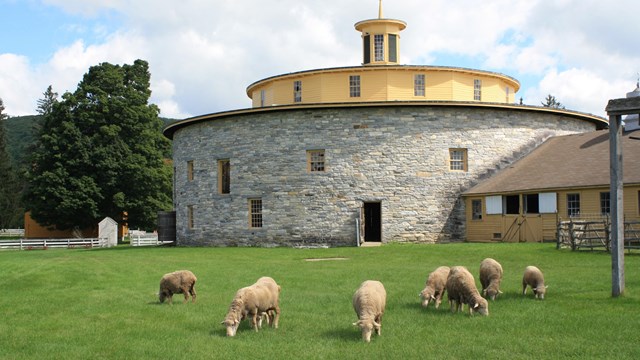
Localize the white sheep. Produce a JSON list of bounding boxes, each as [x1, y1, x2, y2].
[[479, 258, 503, 300], [522, 266, 547, 299], [158, 270, 197, 304], [446, 266, 488, 316], [352, 280, 387, 343], [419, 266, 450, 308], [221, 276, 281, 337]]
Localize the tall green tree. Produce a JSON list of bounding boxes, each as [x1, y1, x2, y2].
[[541, 94, 565, 109], [24, 60, 172, 230], [0, 98, 22, 228]]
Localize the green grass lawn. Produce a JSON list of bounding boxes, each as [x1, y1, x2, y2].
[[1, 243, 639, 359]]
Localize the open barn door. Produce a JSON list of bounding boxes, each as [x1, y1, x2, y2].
[[362, 202, 382, 243]]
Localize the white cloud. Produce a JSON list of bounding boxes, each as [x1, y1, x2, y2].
[[2, 0, 639, 121]]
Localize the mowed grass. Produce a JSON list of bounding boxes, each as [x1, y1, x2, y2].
[[1, 243, 639, 359]]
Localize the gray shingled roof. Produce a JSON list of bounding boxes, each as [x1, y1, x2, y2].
[[464, 130, 640, 195]]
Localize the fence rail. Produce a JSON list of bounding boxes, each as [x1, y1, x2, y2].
[[0, 229, 25, 237], [557, 219, 640, 251], [130, 234, 173, 247], [0, 238, 106, 250]]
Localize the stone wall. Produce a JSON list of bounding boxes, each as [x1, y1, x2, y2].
[[171, 105, 596, 247]]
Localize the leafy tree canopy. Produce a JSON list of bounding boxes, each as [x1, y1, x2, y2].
[[0, 98, 23, 228], [24, 60, 172, 231]]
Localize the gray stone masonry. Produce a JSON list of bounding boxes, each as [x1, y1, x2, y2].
[[171, 105, 595, 247]]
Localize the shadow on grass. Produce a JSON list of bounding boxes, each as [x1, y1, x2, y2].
[[321, 326, 358, 342]]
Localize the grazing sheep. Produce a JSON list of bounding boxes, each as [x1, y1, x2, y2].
[[352, 280, 387, 343], [221, 276, 281, 337], [419, 266, 450, 309], [479, 258, 503, 301], [446, 266, 489, 316], [522, 266, 547, 299], [158, 270, 197, 304]]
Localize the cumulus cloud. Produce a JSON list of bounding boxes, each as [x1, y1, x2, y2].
[[1, 0, 638, 119]]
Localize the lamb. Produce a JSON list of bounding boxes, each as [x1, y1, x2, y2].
[[479, 258, 503, 300], [158, 270, 197, 304], [221, 276, 281, 337], [445, 266, 488, 316], [419, 266, 450, 309], [522, 266, 547, 299], [352, 280, 386, 343]]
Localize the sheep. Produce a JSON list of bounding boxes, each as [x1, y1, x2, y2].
[[522, 266, 547, 299], [352, 280, 386, 343], [158, 270, 197, 304], [479, 258, 503, 300], [419, 266, 450, 309], [446, 266, 488, 316], [221, 276, 281, 337]]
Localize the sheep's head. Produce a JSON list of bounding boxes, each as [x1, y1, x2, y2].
[[222, 318, 240, 337], [419, 288, 435, 308], [483, 288, 503, 301], [534, 285, 548, 299], [353, 319, 380, 342], [158, 291, 167, 303], [471, 298, 489, 316]]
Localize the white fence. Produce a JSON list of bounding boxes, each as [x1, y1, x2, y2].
[[130, 233, 173, 247], [0, 237, 107, 250], [0, 229, 25, 237]]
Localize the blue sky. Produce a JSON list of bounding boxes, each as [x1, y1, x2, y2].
[[1, 0, 638, 119]]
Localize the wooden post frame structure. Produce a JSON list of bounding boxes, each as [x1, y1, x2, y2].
[[605, 96, 640, 297]]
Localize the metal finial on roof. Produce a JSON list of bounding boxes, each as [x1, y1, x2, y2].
[[378, 0, 384, 19]]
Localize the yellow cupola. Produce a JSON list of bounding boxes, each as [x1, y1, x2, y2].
[[354, 0, 406, 65]]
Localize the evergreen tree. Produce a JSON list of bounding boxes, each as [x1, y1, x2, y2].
[[0, 98, 22, 228], [36, 85, 58, 116], [541, 94, 565, 109], [24, 60, 172, 230]]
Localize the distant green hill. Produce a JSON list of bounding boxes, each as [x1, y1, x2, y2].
[[4, 115, 178, 169]]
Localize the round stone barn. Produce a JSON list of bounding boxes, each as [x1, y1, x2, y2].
[[164, 6, 606, 247]]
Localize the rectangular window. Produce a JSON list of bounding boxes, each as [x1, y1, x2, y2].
[[504, 195, 520, 215], [474, 79, 482, 101], [187, 160, 194, 181], [600, 192, 610, 216], [449, 148, 467, 171], [218, 159, 230, 194], [486, 195, 502, 215], [524, 194, 539, 214], [349, 75, 361, 98], [388, 34, 397, 62], [567, 193, 580, 217], [260, 89, 265, 107], [505, 86, 510, 103], [472, 199, 482, 220], [187, 205, 194, 229], [307, 149, 325, 172], [414, 74, 425, 96], [363, 34, 371, 64], [294, 80, 302, 103], [374, 34, 384, 61], [249, 198, 263, 228]]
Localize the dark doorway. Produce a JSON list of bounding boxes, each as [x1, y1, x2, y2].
[[363, 202, 382, 242]]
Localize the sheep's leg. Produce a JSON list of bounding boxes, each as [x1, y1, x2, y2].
[[182, 287, 190, 303], [375, 314, 382, 336], [251, 311, 259, 331], [272, 306, 280, 329], [522, 283, 527, 295], [190, 285, 197, 303]]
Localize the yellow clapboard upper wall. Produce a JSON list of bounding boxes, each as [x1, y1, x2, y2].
[[246, 2, 520, 107]]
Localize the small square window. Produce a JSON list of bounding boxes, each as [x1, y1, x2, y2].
[[600, 192, 610, 216], [567, 193, 580, 218], [307, 150, 325, 172], [449, 148, 468, 172]]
